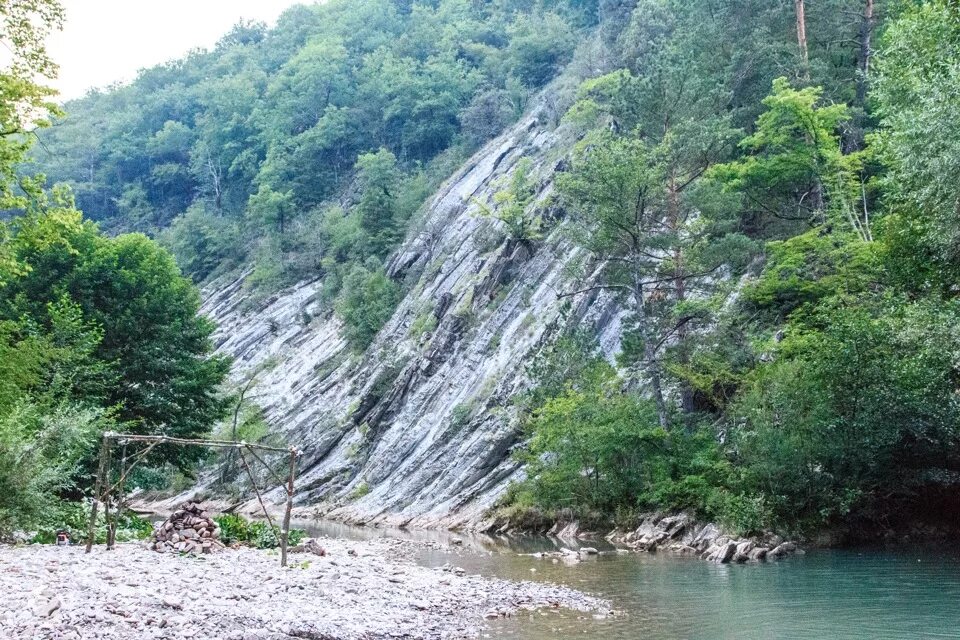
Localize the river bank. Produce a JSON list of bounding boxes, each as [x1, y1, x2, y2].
[[0, 536, 606, 640], [484, 511, 801, 564]]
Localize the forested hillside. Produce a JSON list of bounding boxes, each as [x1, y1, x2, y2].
[[28, 0, 598, 352], [16, 0, 960, 542], [0, 1, 229, 537]]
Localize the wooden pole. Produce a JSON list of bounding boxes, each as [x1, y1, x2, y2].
[[103, 442, 114, 550], [86, 434, 111, 553], [280, 448, 298, 568], [109, 433, 290, 453], [237, 448, 277, 532], [108, 442, 128, 550]]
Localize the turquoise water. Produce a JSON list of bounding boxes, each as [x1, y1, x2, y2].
[[294, 520, 960, 639]]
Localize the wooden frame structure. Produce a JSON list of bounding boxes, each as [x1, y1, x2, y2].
[[84, 432, 301, 566]]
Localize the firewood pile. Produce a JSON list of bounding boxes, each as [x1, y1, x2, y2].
[[150, 503, 225, 554]]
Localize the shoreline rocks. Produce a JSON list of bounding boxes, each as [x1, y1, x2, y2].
[[607, 513, 799, 564], [0, 538, 606, 640], [491, 512, 800, 565]]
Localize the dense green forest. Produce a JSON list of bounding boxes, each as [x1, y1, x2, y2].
[[503, 0, 960, 537], [0, 0, 229, 535], [7, 0, 960, 542], [27, 0, 599, 351]]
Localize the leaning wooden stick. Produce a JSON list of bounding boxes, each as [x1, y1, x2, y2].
[[280, 448, 298, 568], [243, 444, 287, 487], [238, 447, 277, 532]]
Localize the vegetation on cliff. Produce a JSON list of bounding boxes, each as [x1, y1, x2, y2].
[[505, 0, 960, 537], [7, 0, 960, 542]]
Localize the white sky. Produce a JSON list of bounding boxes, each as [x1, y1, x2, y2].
[[47, 0, 306, 101]]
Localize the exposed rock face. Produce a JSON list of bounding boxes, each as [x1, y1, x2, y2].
[[605, 513, 799, 564], [201, 97, 625, 528]]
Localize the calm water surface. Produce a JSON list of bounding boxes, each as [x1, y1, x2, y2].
[[294, 519, 960, 639]]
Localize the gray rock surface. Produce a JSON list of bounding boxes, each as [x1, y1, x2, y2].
[[605, 513, 799, 564], [178, 94, 626, 529]]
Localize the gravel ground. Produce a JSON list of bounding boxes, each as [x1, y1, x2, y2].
[[0, 537, 606, 639]]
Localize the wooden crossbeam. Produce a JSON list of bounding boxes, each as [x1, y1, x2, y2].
[[85, 432, 301, 566]]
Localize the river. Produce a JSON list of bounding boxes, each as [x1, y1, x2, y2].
[[294, 519, 960, 639]]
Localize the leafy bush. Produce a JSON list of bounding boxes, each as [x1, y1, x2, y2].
[[0, 404, 106, 535], [731, 296, 960, 533], [473, 158, 542, 244], [213, 514, 250, 545], [349, 482, 371, 500], [213, 514, 305, 549], [513, 358, 729, 516], [334, 262, 401, 351], [448, 403, 474, 432], [30, 501, 152, 545]]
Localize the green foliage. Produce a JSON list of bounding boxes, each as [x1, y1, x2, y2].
[[213, 513, 306, 549], [159, 205, 243, 282], [0, 404, 106, 534], [506, 12, 577, 88], [743, 229, 881, 320], [557, 126, 751, 427], [0, 0, 231, 533], [473, 157, 542, 244], [29, 501, 152, 545], [872, 0, 960, 285], [334, 262, 401, 351], [248, 185, 296, 234], [27, 0, 593, 291], [349, 482, 371, 500], [460, 88, 518, 146], [212, 513, 249, 545], [732, 297, 960, 532], [12, 0, 960, 544], [354, 148, 403, 257], [505, 0, 960, 540], [448, 403, 474, 432], [410, 308, 437, 339], [712, 78, 871, 241], [511, 347, 747, 527], [0, 208, 232, 468], [0, 0, 63, 213]]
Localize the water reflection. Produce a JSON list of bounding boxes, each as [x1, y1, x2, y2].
[[294, 519, 960, 639]]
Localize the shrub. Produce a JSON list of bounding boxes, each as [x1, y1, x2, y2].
[[349, 482, 371, 500], [0, 404, 107, 536], [213, 513, 305, 549], [335, 262, 401, 351], [30, 501, 152, 545], [448, 403, 474, 432]]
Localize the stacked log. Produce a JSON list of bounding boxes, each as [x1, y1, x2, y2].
[[150, 503, 225, 554]]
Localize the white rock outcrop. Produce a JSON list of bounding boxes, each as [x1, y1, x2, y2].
[[198, 93, 624, 529]]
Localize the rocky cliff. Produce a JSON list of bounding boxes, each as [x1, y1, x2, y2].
[[199, 96, 625, 529]]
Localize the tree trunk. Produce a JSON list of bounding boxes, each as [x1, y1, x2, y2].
[[666, 172, 695, 424], [850, 0, 875, 152], [632, 274, 669, 429], [856, 0, 874, 106], [795, 0, 810, 78]]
